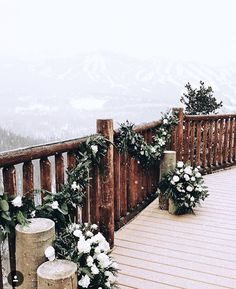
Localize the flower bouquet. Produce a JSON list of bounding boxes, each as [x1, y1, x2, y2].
[[45, 223, 119, 289], [159, 161, 209, 215]]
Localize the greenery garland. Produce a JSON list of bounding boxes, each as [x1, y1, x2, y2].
[[115, 110, 178, 166]]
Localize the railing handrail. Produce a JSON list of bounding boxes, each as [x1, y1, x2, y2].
[[185, 113, 236, 121], [0, 134, 97, 167]]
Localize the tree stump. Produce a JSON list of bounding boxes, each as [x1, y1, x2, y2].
[[159, 151, 176, 210], [37, 260, 77, 289], [16, 218, 55, 289]]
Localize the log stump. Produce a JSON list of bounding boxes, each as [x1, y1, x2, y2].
[[37, 260, 77, 289], [159, 151, 176, 210], [16, 218, 55, 289]]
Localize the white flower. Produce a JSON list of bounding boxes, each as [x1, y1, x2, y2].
[[191, 176, 196, 182], [184, 174, 190, 181], [71, 181, 81, 191], [12, 195, 22, 207], [184, 167, 192, 175], [78, 274, 90, 288], [30, 210, 36, 218], [91, 145, 98, 154], [86, 231, 93, 237], [105, 281, 111, 288], [195, 172, 202, 178], [97, 253, 111, 268], [94, 246, 101, 255], [45, 246, 55, 261], [50, 201, 59, 210], [194, 168, 199, 172], [150, 147, 156, 153], [111, 262, 118, 270], [177, 161, 184, 168], [91, 224, 98, 230], [73, 229, 82, 238], [91, 264, 99, 275], [190, 196, 195, 202], [105, 271, 117, 284], [163, 118, 168, 124], [77, 237, 91, 253], [87, 256, 94, 267], [172, 175, 180, 183], [186, 186, 193, 192]]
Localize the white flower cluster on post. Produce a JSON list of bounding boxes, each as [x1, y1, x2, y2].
[[46, 223, 118, 289], [159, 161, 209, 214]]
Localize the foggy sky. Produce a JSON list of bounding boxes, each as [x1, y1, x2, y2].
[[0, 0, 236, 65]]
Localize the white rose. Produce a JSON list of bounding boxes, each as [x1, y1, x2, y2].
[[71, 181, 77, 190], [87, 256, 94, 267], [111, 262, 118, 270], [191, 176, 196, 182], [73, 229, 82, 238], [86, 231, 93, 237], [12, 195, 22, 207], [163, 118, 168, 124], [91, 224, 98, 230], [190, 196, 195, 202], [97, 253, 111, 268], [30, 210, 36, 218], [105, 281, 111, 288], [95, 246, 101, 255], [91, 264, 99, 275], [186, 186, 193, 192], [50, 201, 59, 210], [78, 274, 90, 288], [177, 161, 184, 168], [77, 238, 91, 253], [45, 246, 55, 261], [105, 271, 117, 284], [184, 167, 192, 175], [195, 172, 202, 178], [172, 175, 180, 183], [184, 174, 190, 181], [91, 145, 98, 154]]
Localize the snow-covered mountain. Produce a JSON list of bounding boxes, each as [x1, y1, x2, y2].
[[0, 52, 235, 142]]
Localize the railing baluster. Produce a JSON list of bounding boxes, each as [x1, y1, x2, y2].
[[67, 151, 77, 171], [55, 153, 64, 192], [196, 121, 202, 166], [223, 118, 229, 164], [113, 148, 120, 226], [202, 121, 208, 169], [208, 120, 213, 170], [228, 117, 233, 163], [183, 120, 190, 163], [219, 118, 224, 165], [190, 122, 195, 165], [213, 120, 218, 167], [23, 161, 34, 198], [3, 165, 17, 284], [40, 157, 52, 194], [234, 117, 236, 161], [120, 154, 127, 218], [90, 165, 100, 226], [127, 158, 137, 211]]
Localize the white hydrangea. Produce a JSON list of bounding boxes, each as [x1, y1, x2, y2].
[[77, 237, 91, 253], [172, 175, 180, 183], [78, 274, 90, 288], [191, 176, 196, 182], [12, 195, 22, 207], [45, 246, 55, 261]]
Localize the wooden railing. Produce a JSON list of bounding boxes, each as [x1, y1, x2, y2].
[[0, 118, 162, 289], [172, 109, 236, 172]]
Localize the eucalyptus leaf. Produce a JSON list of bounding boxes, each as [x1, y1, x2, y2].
[[0, 199, 9, 212]]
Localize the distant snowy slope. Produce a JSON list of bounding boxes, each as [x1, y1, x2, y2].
[[0, 52, 235, 141]]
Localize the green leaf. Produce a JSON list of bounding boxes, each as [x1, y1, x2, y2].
[[0, 199, 9, 212], [1, 211, 11, 221]]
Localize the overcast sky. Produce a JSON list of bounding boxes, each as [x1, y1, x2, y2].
[[0, 0, 236, 65]]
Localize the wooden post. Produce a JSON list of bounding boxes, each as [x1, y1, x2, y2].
[[97, 119, 114, 247], [37, 260, 77, 289], [159, 151, 176, 210], [23, 161, 34, 198], [16, 218, 55, 289], [55, 153, 64, 192], [40, 157, 52, 193]]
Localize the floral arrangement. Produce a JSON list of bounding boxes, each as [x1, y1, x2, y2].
[[159, 161, 209, 214], [115, 110, 178, 166], [45, 223, 118, 289]]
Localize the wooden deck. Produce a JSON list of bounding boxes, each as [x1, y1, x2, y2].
[[112, 167, 236, 289]]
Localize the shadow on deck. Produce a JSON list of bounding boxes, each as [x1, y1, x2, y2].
[[113, 167, 236, 289]]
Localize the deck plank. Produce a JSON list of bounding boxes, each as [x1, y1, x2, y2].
[[113, 167, 236, 289]]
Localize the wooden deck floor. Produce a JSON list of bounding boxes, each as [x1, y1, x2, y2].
[[112, 167, 236, 289]]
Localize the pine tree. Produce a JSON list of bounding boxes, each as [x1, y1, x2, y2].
[[180, 81, 223, 115]]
